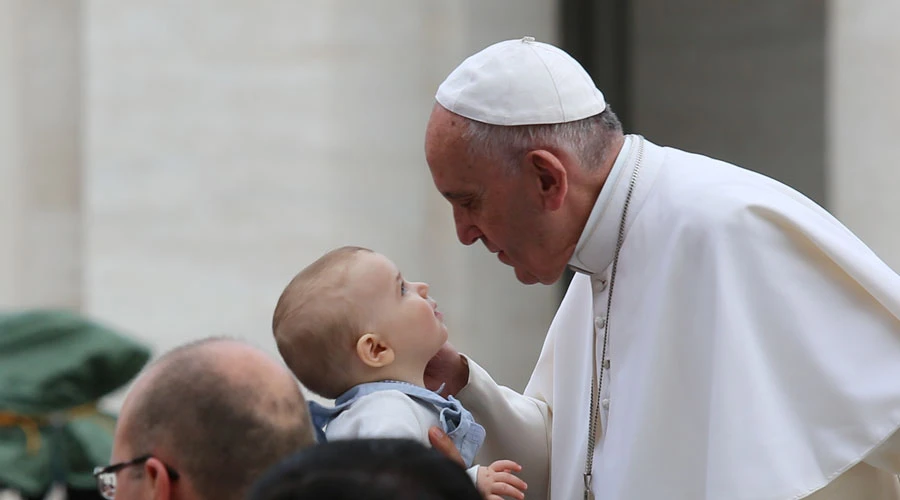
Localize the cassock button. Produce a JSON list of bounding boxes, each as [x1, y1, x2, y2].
[[601, 398, 610, 409], [594, 316, 606, 329]]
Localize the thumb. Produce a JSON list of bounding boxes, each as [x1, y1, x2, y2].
[[428, 426, 465, 467]]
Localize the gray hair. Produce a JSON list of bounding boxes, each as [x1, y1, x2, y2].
[[462, 106, 623, 173]]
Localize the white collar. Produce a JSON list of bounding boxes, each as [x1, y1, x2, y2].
[[568, 135, 656, 276]]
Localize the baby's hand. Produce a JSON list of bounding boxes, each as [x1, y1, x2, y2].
[[476, 460, 527, 500]]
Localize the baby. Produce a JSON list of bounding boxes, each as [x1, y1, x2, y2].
[[272, 246, 527, 500]]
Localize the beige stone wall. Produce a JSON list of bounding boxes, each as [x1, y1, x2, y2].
[[82, 0, 560, 402], [828, 0, 900, 270], [8, 0, 900, 408]]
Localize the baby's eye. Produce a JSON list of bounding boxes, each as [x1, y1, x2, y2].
[[400, 281, 407, 296]]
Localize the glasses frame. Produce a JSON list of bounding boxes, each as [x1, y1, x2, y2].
[[93, 454, 180, 499]]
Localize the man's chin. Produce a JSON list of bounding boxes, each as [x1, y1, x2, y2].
[[514, 267, 563, 286], [514, 268, 542, 285]]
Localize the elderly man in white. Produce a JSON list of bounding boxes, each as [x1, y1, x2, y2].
[[423, 37, 900, 500]]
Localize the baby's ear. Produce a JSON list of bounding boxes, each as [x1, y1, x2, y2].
[[356, 333, 395, 368]]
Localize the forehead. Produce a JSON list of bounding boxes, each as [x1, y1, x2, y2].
[[111, 374, 150, 460], [346, 252, 399, 294], [425, 109, 492, 199], [111, 414, 133, 461]]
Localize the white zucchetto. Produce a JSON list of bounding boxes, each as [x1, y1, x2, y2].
[[435, 36, 606, 126]]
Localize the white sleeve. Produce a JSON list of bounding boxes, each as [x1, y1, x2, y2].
[[457, 357, 551, 499], [467, 465, 480, 484], [325, 390, 430, 444], [863, 428, 900, 473]]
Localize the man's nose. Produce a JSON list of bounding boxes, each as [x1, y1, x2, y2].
[[453, 208, 482, 246]]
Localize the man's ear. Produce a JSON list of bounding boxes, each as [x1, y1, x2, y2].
[[524, 149, 568, 211], [145, 457, 173, 500], [356, 333, 395, 368]]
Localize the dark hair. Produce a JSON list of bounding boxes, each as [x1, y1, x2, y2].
[[248, 439, 483, 500], [128, 338, 315, 500]]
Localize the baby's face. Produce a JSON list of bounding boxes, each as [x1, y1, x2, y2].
[[348, 252, 448, 364]]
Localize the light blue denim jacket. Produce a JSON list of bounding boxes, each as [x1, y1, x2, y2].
[[308, 381, 486, 467]]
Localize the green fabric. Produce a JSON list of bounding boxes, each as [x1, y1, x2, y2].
[[0, 310, 151, 496], [0, 411, 118, 494]]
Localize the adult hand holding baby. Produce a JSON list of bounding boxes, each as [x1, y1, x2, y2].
[[425, 344, 469, 465], [429, 428, 527, 500], [424, 342, 469, 397]]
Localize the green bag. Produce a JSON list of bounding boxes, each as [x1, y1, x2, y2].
[[0, 310, 151, 496]]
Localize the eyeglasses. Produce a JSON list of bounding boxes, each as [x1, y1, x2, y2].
[[93, 454, 180, 500]]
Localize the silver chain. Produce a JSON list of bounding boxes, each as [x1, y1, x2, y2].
[[583, 136, 645, 500]]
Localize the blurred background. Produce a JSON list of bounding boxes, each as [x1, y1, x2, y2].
[[1, 0, 898, 408]]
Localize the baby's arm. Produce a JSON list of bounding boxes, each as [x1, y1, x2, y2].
[[325, 390, 430, 442], [475, 460, 527, 500]]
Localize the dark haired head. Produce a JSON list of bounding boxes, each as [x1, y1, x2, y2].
[[248, 439, 483, 500], [118, 338, 315, 500]]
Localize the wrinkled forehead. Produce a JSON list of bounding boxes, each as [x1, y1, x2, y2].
[[426, 118, 482, 192], [425, 106, 470, 163]]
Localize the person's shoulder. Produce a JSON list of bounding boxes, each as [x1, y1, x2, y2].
[[327, 389, 437, 441], [346, 389, 424, 412], [654, 148, 809, 233]]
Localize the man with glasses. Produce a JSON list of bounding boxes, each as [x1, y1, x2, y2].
[[93, 337, 315, 500]]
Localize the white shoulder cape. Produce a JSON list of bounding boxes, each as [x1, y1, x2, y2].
[[525, 138, 900, 500]]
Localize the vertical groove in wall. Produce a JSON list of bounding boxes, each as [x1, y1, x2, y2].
[[557, 0, 631, 296]]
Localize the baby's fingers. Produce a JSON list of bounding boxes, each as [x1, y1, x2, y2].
[[489, 481, 526, 500], [494, 472, 527, 492], [490, 476, 527, 499], [489, 459, 522, 473]]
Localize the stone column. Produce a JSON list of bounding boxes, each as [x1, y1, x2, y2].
[[630, 0, 827, 206], [0, 0, 83, 309], [828, 0, 900, 270], [0, 0, 23, 305]]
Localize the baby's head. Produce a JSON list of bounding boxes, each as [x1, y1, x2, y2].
[[273, 246, 448, 399]]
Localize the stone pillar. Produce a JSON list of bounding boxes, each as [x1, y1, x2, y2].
[[828, 0, 900, 270], [0, 0, 83, 309], [630, 0, 827, 206], [0, 0, 23, 305]]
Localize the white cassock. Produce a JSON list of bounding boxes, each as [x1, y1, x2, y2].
[[458, 135, 900, 500]]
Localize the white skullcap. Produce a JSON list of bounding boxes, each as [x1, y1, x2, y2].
[[435, 36, 606, 126]]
